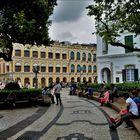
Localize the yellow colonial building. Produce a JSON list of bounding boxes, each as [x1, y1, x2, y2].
[[0, 42, 97, 87]]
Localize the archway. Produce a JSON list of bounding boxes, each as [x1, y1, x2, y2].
[[63, 77, 67, 83], [101, 68, 111, 83], [41, 78, 46, 88]]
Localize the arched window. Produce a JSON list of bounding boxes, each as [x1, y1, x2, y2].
[[93, 65, 97, 73], [82, 53, 86, 61], [15, 63, 21, 72], [48, 52, 53, 58], [41, 64, 46, 72], [33, 51, 38, 58], [71, 64, 75, 73], [88, 53, 91, 61], [24, 78, 30, 87], [56, 64, 60, 73], [76, 52, 80, 60], [70, 51, 74, 60], [63, 77, 67, 83], [55, 51, 60, 59], [49, 77, 53, 83], [83, 65, 86, 73], [41, 51, 46, 58], [63, 64, 67, 73], [24, 50, 30, 57], [48, 64, 53, 72], [41, 78, 46, 88], [15, 49, 21, 56], [88, 77, 92, 83], [93, 53, 96, 61], [77, 65, 81, 72], [24, 63, 30, 72], [88, 65, 92, 73]]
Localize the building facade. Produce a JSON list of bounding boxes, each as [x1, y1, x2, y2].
[[97, 32, 140, 83], [0, 42, 97, 87]]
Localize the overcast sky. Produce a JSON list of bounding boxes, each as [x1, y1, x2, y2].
[[49, 0, 96, 44]]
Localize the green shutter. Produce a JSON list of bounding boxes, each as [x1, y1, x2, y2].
[[125, 35, 133, 53], [122, 69, 126, 82], [134, 69, 138, 81]]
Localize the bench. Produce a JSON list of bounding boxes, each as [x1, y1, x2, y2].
[[91, 93, 140, 135]]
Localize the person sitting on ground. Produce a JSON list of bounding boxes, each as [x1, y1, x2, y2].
[[109, 83, 118, 103], [99, 86, 110, 106], [110, 93, 139, 130]]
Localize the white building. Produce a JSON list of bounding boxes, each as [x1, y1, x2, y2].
[[97, 32, 140, 83]]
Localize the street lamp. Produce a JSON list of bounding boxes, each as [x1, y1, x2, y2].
[[33, 64, 40, 88], [80, 66, 83, 83]]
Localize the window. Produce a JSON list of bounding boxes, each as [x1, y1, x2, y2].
[[93, 65, 97, 73], [88, 53, 91, 61], [41, 66, 46, 72], [6, 65, 9, 72], [41, 52, 46, 58], [24, 50, 30, 57], [83, 65, 86, 73], [77, 65, 81, 72], [48, 52, 53, 58], [82, 53, 86, 61], [48, 66, 53, 72], [33, 51, 38, 58], [62, 54, 67, 59], [24, 66, 30, 72], [93, 53, 96, 61], [71, 64, 75, 73], [70, 52, 74, 60], [15, 50, 21, 56], [63, 67, 67, 73], [55, 53, 60, 59], [15, 63, 21, 72], [125, 35, 133, 53], [56, 67, 60, 72], [122, 65, 138, 82], [88, 65, 92, 73], [77, 52, 80, 60], [116, 77, 119, 83]]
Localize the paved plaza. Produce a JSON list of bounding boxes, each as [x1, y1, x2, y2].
[[0, 88, 139, 140]]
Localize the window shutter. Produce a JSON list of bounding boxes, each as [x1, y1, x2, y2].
[[122, 69, 126, 82], [134, 69, 138, 81]]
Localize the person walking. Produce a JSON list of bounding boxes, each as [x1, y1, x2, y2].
[[53, 80, 62, 105]]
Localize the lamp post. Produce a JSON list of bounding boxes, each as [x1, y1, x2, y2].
[[80, 66, 83, 83], [33, 64, 40, 88]]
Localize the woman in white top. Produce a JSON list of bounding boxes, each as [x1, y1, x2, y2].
[[110, 93, 139, 130]]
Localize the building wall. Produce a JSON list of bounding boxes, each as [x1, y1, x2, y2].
[[0, 43, 97, 87], [97, 33, 140, 83]]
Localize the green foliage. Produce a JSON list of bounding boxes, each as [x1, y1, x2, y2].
[[0, 88, 42, 101], [87, 0, 140, 51], [0, 0, 56, 61], [4, 82, 21, 90], [78, 82, 140, 94]]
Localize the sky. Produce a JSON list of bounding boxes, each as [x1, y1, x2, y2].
[[49, 0, 96, 44]]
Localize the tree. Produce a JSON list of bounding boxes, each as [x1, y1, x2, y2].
[[0, 0, 57, 61], [87, 0, 140, 51]]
